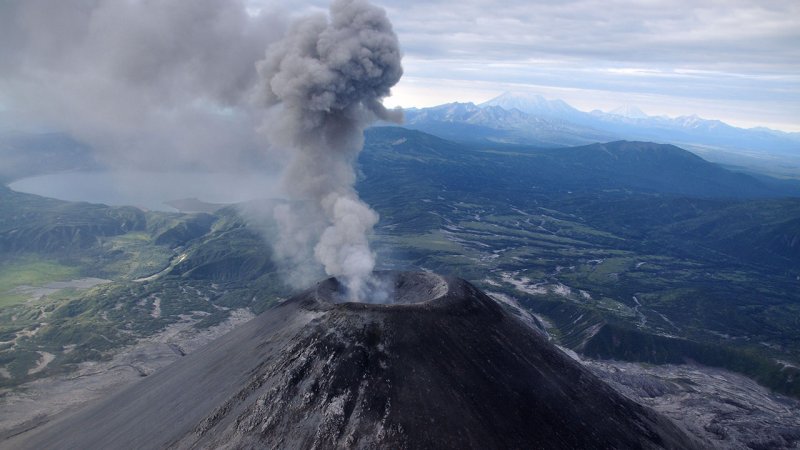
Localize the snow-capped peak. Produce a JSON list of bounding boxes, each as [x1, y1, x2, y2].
[[480, 91, 580, 117], [609, 105, 648, 119]]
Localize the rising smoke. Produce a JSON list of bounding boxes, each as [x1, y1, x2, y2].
[[257, 0, 403, 299], [0, 0, 402, 300]]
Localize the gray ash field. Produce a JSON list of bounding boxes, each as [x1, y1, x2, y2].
[[9, 271, 698, 449]]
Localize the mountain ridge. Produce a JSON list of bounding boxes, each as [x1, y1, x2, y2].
[[364, 128, 796, 199], [401, 92, 800, 160]]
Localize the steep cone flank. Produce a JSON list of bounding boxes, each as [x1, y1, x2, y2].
[[9, 272, 698, 449]]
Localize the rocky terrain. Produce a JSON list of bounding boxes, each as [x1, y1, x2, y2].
[[0, 308, 254, 440], [586, 360, 800, 449]]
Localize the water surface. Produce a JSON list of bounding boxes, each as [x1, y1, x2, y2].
[[9, 171, 279, 211]]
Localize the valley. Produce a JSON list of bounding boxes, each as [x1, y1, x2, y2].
[[1, 127, 799, 445], [0, 185, 285, 392]]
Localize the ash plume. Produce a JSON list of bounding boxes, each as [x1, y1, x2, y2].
[[257, 0, 403, 299], [0, 0, 402, 298], [0, 0, 286, 169]]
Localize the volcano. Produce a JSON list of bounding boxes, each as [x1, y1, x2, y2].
[[11, 272, 698, 449]]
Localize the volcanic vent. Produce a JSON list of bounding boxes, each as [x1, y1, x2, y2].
[[12, 272, 699, 449], [321, 271, 449, 305]]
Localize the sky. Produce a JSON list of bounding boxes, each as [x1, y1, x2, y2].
[[249, 0, 800, 132], [1, 0, 798, 141]]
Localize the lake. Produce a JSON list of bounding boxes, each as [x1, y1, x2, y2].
[[9, 171, 279, 211]]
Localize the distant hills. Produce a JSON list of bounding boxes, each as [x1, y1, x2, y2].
[[363, 127, 799, 199], [538, 141, 779, 198], [402, 92, 800, 165], [0, 131, 97, 183]]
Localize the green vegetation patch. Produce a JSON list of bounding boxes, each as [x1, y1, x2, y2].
[[0, 255, 80, 307], [97, 232, 174, 280]]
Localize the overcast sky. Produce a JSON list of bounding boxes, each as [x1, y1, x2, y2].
[[2, 0, 797, 135], [250, 0, 800, 131]]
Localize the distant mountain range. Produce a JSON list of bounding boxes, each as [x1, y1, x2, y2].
[[4, 92, 797, 184], [362, 127, 800, 200], [401, 92, 800, 162]]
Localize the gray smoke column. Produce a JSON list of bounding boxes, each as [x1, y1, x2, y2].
[[257, 0, 402, 300]]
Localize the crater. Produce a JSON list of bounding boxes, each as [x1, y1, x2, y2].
[[315, 271, 449, 305]]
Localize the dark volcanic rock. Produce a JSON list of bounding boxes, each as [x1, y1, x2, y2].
[[7, 272, 698, 449]]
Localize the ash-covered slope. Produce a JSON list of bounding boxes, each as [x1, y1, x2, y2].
[[9, 272, 698, 449]]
